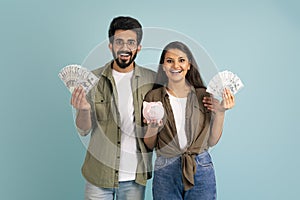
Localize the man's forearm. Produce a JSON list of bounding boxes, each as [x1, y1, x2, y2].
[[76, 109, 92, 133]]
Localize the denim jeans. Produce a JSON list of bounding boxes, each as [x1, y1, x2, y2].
[[85, 180, 145, 200], [153, 151, 216, 200]]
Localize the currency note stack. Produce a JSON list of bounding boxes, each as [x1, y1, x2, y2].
[[206, 70, 244, 98], [58, 64, 99, 93]]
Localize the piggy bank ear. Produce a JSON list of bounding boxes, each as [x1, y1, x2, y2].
[[157, 101, 163, 106], [143, 101, 149, 108]]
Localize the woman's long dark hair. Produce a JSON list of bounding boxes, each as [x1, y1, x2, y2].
[[152, 41, 206, 90]]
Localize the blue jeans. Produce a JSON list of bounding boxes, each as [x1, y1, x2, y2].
[[153, 151, 216, 200], [85, 180, 145, 200]]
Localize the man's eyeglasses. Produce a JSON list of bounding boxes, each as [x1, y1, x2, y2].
[[113, 39, 137, 49]]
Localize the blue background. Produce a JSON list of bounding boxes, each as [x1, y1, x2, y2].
[[1, 0, 299, 199]]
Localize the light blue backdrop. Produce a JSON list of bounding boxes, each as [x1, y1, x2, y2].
[[1, 0, 299, 199]]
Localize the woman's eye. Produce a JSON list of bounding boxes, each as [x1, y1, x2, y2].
[[179, 58, 185, 63], [166, 59, 173, 63]]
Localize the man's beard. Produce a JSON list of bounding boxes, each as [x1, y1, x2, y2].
[[113, 50, 137, 69]]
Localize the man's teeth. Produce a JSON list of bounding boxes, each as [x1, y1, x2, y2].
[[120, 53, 130, 56]]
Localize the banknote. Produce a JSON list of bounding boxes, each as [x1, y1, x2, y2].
[[58, 64, 99, 93], [206, 70, 244, 97]]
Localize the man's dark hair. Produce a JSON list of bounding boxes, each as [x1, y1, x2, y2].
[[108, 16, 143, 45]]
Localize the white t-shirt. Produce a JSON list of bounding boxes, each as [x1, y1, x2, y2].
[[167, 92, 188, 150], [112, 69, 137, 182]]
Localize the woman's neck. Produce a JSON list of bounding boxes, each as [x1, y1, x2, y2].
[[167, 80, 191, 98]]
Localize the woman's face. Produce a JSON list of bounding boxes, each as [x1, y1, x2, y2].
[[162, 48, 190, 83]]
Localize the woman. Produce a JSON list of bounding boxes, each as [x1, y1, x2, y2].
[[143, 41, 235, 199]]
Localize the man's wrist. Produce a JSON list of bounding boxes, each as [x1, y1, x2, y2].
[[78, 108, 91, 112]]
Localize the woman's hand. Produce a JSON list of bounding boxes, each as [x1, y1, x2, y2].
[[143, 118, 163, 129], [143, 119, 163, 149], [203, 88, 235, 113]]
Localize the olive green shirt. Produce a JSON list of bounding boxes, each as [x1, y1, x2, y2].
[[80, 61, 156, 188], [144, 86, 212, 191]]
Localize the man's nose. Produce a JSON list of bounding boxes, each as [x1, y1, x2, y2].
[[120, 43, 130, 50]]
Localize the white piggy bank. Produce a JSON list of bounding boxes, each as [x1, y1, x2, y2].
[[142, 101, 164, 122]]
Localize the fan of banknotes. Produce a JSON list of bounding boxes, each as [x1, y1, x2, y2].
[[58, 64, 99, 93], [206, 70, 244, 97]]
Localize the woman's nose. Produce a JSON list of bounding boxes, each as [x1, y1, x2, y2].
[[172, 61, 181, 69]]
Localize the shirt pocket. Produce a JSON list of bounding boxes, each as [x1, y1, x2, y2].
[[94, 97, 113, 121]]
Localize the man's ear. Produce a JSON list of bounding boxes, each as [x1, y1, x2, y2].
[[136, 45, 142, 53], [108, 43, 113, 52]]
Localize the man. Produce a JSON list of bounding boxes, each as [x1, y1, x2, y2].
[[71, 16, 156, 199]]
